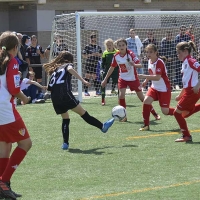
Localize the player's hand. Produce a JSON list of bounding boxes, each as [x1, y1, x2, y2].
[[101, 80, 107, 88], [83, 81, 91, 87], [192, 85, 200, 94], [42, 86, 47, 90], [141, 81, 147, 88], [175, 95, 181, 101], [23, 96, 31, 105]]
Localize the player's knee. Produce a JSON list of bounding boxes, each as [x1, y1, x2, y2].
[[18, 138, 32, 152], [161, 108, 169, 115]]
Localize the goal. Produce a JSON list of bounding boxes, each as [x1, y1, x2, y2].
[[50, 11, 200, 102]]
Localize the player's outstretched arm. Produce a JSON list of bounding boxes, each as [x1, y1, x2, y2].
[[68, 66, 90, 86], [128, 61, 142, 68], [15, 91, 30, 104], [138, 74, 161, 81], [28, 80, 47, 90], [101, 66, 114, 88]]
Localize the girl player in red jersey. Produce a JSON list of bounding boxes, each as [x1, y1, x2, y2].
[[173, 41, 200, 142], [0, 31, 32, 199], [138, 44, 175, 131], [101, 38, 160, 122]]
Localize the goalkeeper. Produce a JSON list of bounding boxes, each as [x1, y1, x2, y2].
[[101, 38, 119, 106]]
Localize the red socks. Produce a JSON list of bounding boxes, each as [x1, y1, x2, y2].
[[150, 106, 157, 116], [119, 98, 126, 109], [1, 147, 27, 182], [174, 111, 191, 137], [143, 104, 152, 126], [168, 107, 175, 115], [0, 158, 9, 177]]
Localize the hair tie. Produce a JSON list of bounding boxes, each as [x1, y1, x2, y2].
[[2, 46, 6, 50]]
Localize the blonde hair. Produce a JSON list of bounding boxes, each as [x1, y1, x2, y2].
[[28, 71, 35, 76], [176, 41, 197, 54], [104, 38, 114, 50]]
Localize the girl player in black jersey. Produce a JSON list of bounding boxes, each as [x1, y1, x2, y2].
[[43, 51, 114, 150]]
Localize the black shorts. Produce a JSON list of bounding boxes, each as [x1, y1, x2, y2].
[[32, 66, 42, 79], [85, 64, 97, 74], [52, 92, 80, 114]]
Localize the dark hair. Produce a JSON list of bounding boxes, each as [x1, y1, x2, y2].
[[0, 31, 19, 75], [116, 38, 127, 46], [90, 32, 96, 39], [180, 25, 187, 30], [147, 30, 154, 34], [166, 31, 172, 36], [43, 51, 73, 75], [145, 44, 167, 63], [176, 40, 197, 54], [115, 38, 129, 61], [21, 34, 30, 46]]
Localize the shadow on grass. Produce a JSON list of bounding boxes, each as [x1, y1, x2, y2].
[[68, 144, 138, 155], [134, 120, 160, 126], [122, 144, 138, 148], [68, 146, 113, 155], [126, 104, 137, 108], [186, 141, 200, 144]]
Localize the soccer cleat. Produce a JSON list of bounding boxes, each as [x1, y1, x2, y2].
[[62, 143, 69, 150], [6, 182, 22, 198], [102, 99, 105, 106], [139, 125, 150, 131], [0, 181, 16, 200], [120, 117, 127, 122], [101, 118, 115, 133], [84, 92, 90, 96], [175, 135, 192, 142], [153, 114, 161, 120]]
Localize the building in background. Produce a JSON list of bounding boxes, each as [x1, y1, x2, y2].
[[0, 0, 199, 60]]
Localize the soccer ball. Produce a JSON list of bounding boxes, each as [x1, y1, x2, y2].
[[112, 105, 126, 121]]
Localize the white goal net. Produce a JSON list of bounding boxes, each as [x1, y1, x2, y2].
[[50, 11, 200, 101]]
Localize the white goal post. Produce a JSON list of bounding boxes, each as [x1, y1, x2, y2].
[[50, 11, 200, 102]]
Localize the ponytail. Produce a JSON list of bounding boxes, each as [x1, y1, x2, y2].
[[0, 31, 19, 75], [0, 47, 11, 75], [176, 40, 197, 54], [159, 56, 167, 64]]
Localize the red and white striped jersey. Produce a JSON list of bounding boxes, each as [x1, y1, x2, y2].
[[148, 58, 170, 92], [0, 57, 21, 125], [111, 50, 140, 81], [181, 55, 200, 88]]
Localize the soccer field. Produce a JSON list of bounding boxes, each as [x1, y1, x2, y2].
[[13, 94, 200, 200]]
